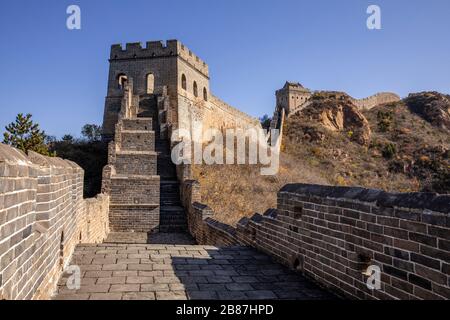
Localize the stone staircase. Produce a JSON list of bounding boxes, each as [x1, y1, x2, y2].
[[105, 115, 161, 233], [156, 139, 188, 233], [104, 80, 188, 234]]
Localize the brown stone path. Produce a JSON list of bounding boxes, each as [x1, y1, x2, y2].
[[54, 237, 335, 300]]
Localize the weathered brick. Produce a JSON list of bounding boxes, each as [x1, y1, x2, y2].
[[415, 264, 447, 285], [409, 274, 432, 290], [409, 233, 437, 247], [383, 265, 408, 280], [420, 245, 450, 262], [411, 253, 441, 270], [110, 284, 140, 292]]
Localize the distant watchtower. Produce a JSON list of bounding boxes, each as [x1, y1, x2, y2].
[[102, 40, 210, 141], [275, 82, 311, 116]]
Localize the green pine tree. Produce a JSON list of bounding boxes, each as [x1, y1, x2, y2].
[[3, 113, 52, 156]]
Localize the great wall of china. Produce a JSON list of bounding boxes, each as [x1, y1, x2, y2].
[[0, 40, 448, 300]]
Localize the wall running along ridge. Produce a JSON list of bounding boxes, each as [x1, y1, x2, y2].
[[351, 92, 401, 110], [0, 143, 109, 300], [180, 178, 450, 300]]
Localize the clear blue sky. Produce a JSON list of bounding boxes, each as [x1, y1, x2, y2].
[[1, 0, 449, 138]]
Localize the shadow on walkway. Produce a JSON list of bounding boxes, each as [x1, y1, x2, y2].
[[171, 246, 336, 300], [104, 232, 196, 245]]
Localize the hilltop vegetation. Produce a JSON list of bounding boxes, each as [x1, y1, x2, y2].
[[193, 91, 450, 225]]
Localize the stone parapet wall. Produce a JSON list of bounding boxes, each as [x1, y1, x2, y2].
[[243, 184, 449, 299], [209, 95, 261, 130], [351, 92, 400, 110], [181, 177, 450, 300], [0, 143, 109, 300], [84, 194, 110, 243]]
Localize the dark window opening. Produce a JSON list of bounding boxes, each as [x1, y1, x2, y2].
[[193, 81, 198, 97], [181, 74, 187, 90]]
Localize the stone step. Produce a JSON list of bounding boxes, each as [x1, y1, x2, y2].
[[155, 143, 170, 153], [160, 192, 179, 198], [120, 130, 155, 152], [122, 118, 152, 131], [161, 199, 180, 203], [160, 211, 185, 215], [161, 195, 180, 200], [158, 225, 188, 233], [160, 216, 186, 221], [160, 205, 185, 212], [161, 180, 179, 185], [160, 213, 186, 219], [160, 195, 180, 200], [157, 166, 177, 178], [161, 198, 180, 203], [159, 215, 185, 219], [160, 184, 179, 192], [160, 196, 181, 201], [156, 145, 171, 152], [161, 192, 179, 196], [114, 152, 157, 176], [161, 201, 182, 206], [157, 159, 176, 167], [160, 191, 179, 196], [156, 138, 186, 233], [160, 220, 187, 226]]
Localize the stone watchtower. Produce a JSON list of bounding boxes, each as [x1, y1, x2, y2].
[[275, 81, 311, 116], [102, 40, 210, 142], [101, 40, 261, 233], [101, 40, 210, 233], [269, 82, 312, 132]]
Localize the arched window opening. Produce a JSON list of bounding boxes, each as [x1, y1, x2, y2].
[[181, 74, 187, 90], [203, 87, 208, 101], [146, 73, 154, 94], [193, 81, 198, 97], [117, 74, 128, 90]]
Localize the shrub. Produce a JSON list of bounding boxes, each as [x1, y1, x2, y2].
[[382, 143, 396, 159], [377, 111, 394, 132], [51, 140, 107, 197]]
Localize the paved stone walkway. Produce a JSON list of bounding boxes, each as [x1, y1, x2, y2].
[[105, 232, 196, 245], [54, 241, 334, 300]]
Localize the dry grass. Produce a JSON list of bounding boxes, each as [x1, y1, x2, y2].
[[192, 152, 328, 226], [192, 96, 450, 226]]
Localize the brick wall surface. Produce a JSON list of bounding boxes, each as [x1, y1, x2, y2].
[[181, 178, 450, 300], [238, 184, 450, 299], [0, 143, 109, 300]]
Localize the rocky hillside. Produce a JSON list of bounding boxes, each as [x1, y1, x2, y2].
[[192, 91, 450, 225], [404, 92, 450, 131], [296, 92, 372, 145], [285, 91, 449, 193]]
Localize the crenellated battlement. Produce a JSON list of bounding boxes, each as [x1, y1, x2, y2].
[[110, 40, 179, 59], [110, 39, 209, 76], [177, 42, 209, 76]]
